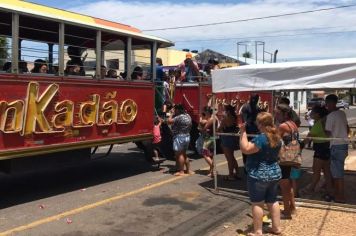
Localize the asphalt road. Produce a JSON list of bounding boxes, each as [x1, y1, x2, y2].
[[0, 144, 255, 236]]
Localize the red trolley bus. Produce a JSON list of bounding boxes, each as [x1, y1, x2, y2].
[[0, 1, 173, 172], [0, 1, 273, 172]]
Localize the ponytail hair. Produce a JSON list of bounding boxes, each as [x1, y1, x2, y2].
[[256, 112, 281, 148]]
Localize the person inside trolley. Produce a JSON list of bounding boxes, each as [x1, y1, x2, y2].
[[65, 60, 81, 76], [94, 65, 107, 79], [131, 66, 144, 80], [66, 46, 86, 76], [31, 59, 48, 74], [178, 52, 200, 82]]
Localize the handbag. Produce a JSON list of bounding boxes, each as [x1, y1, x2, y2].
[[279, 122, 302, 167]]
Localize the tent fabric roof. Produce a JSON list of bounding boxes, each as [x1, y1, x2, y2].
[[212, 58, 356, 93]]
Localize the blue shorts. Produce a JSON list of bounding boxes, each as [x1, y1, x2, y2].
[[173, 134, 190, 152], [330, 144, 348, 178], [290, 167, 302, 180], [247, 176, 279, 203]]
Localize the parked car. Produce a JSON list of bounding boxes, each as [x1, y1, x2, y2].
[[336, 99, 349, 109], [307, 97, 325, 110]]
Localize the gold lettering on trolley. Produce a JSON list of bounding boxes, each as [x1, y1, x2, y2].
[[0, 82, 138, 136], [98, 101, 118, 126], [23, 82, 59, 135], [74, 94, 100, 127], [206, 94, 269, 112], [119, 99, 137, 123], [0, 100, 24, 133], [105, 91, 117, 99], [52, 100, 74, 130]]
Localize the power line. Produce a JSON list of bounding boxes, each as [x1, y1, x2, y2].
[[143, 4, 356, 32], [173, 29, 356, 43]]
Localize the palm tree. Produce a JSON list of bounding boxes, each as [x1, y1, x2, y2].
[[242, 51, 252, 58]]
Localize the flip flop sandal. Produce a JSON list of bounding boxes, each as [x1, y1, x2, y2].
[[266, 228, 282, 235]]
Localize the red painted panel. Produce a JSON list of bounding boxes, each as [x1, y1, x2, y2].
[[0, 74, 154, 158], [173, 83, 272, 124]]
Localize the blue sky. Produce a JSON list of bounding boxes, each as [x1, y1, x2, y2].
[[27, 0, 356, 61]]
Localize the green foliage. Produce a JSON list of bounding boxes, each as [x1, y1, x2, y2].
[[242, 51, 252, 58], [0, 37, 8, 68]]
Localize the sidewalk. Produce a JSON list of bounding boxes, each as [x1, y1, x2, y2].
[[209, 150, 356, 236], [275, 150, 356, 236]]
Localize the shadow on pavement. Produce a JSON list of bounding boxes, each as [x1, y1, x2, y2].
[[199, 165, 356, 206], [0, 149, 158, 209]]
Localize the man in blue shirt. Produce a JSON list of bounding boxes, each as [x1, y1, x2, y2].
[[156, 57, 164, 82]]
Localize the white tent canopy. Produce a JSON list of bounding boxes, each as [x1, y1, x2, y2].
[[212, 58, 356, 93]]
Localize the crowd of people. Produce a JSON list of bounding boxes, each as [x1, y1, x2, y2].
[[1, 50, 220, 85], [152, 94, 350, 236]]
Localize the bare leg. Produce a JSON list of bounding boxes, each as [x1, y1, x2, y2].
[[334, 178, 345, 202], [223, 147, 238, 177], [153, 149, 159, 161], [291, 179, 298, 198], [184, 153, 194, 174], [279, 179, 292, 218], [204, 154, 213, 176], [290, 185, 296, 214], [251, 202, 264, 236], [322, 160, 333, 195], [174, 151, 185, 176], [267, 202, 281, 234], [310, 158, 323, 191]]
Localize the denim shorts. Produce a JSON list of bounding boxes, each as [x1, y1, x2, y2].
[[330, 144, 348, 178], [290, 167, 302, 180], [173, 134, 190, 152], [247, 176, 279, 203]]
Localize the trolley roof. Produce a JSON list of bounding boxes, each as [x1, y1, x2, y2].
[[0, 0, 174, 48]]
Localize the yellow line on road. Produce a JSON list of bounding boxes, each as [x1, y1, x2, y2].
[[0, 160, 231, 236]]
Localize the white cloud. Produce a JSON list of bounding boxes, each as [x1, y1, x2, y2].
[[69, 0, 356, 61]]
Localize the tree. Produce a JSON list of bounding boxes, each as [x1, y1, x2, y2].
[[0, 37, 8, 68], [242, 51, 252, 58]]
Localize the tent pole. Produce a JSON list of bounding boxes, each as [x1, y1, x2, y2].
[[212, 93, 218, 192]]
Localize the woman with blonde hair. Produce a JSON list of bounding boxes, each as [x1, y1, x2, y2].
[[240, 112, 282, 236]]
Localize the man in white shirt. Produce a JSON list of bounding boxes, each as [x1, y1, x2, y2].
[[325, 94, 349, 203]]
